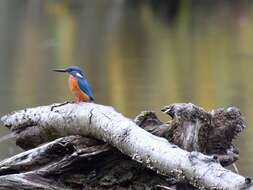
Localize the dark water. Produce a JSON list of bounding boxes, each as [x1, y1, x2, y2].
[[0, 0, 252, 176]]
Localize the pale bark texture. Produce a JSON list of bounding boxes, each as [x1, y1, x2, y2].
[[0, 102, 252, 190]]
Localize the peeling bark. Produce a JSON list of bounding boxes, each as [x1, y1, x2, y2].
[[0, 102, 251, 190]]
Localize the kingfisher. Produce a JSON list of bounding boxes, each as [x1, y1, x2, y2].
[[53, 66, 94, 103]]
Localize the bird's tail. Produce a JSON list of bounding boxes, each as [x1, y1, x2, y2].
[[89, 97, 95, 102]]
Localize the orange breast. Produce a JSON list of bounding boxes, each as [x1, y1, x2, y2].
[[68, 76, 90, 102]]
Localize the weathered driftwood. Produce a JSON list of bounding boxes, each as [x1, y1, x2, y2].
[[143, 104, 244, 166], [0, 136, 178, 190], [0, 102, 252, 190]]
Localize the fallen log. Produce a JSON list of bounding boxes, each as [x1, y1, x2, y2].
[[0, 136, 176, 190], [0, 102, 252, 190]]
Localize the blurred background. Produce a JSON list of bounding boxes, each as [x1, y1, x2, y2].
[[0, 0, 252, 176]]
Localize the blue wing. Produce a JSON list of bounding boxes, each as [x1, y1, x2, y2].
[[77, 79, 94, 101]]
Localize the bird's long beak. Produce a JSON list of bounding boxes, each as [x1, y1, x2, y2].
[[52, 68, 68, 73]]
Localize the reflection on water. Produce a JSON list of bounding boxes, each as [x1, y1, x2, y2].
[[0, 0, 252, 176]]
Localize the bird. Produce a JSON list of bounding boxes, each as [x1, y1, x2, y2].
[[52, 66, 94, 103]]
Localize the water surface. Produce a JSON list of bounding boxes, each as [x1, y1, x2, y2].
[[0, 0, 252, 176]]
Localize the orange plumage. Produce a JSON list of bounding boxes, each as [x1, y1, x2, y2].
[[68, 76, 90, 102]]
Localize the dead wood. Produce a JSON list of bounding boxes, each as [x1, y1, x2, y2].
[[0, 102, 251, 190]]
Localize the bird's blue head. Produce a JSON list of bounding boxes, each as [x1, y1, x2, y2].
[[53, 66, 84, 79]]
